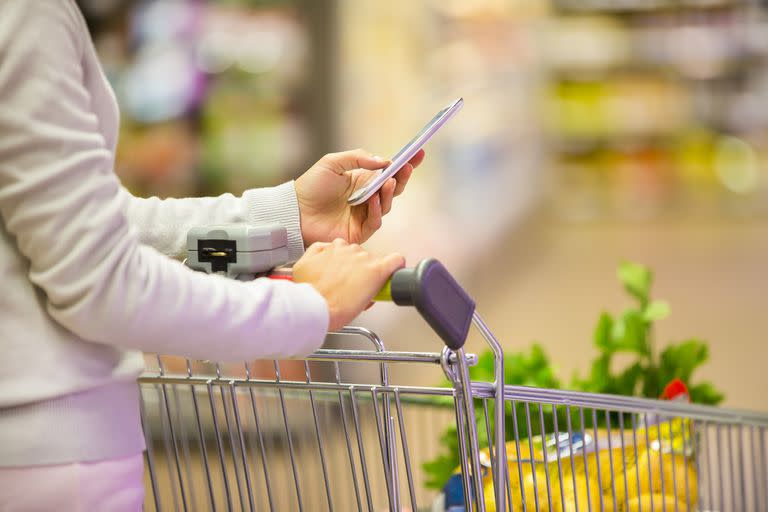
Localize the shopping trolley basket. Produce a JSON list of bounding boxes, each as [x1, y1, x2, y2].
[[139, 259, 768, 511]]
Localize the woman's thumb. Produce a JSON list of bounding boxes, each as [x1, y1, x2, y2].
[[322, 149, 389, 173]]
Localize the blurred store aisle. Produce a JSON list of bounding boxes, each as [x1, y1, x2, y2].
[[81, 0, 768, 412]]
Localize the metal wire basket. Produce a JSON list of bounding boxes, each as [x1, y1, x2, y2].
[[139, 259, 768, 511]]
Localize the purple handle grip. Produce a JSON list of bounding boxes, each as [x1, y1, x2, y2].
[[390, 259, 475, 350]]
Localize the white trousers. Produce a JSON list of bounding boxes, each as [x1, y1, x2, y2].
[[0, 453, 145, 512]]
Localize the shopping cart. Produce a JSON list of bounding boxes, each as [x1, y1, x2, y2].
[[139, 259, 768, 511]]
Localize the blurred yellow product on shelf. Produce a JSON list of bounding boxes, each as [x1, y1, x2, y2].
[[674, 129, 717, 187], [474, 419, 697, 512], [546, 81, 609, 138], [546, 75, 688, 141]]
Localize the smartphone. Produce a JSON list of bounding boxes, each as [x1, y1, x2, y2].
[[347, 97, 464, 206]]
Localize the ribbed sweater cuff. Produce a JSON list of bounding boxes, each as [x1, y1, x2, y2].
[[242, 181, 305, 262]]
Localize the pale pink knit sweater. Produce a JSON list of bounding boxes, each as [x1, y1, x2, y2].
[[0, 0, 328, 466]]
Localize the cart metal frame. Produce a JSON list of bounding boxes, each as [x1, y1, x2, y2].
[[139, 260, 768, 511]]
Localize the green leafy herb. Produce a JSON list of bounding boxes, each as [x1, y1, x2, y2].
[[617, 261, 652, 305], [423, 262, 724, 490]]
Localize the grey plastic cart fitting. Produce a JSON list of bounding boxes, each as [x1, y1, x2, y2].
[[186, 223, 289, 279]]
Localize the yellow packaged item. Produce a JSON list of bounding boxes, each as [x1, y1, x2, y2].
[[462, 417, 697, 511]]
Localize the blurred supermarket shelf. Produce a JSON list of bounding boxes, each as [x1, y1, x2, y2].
[[552, 0, 761, 15], [81, 0, 336, 199], [541, 0, 768, 223]]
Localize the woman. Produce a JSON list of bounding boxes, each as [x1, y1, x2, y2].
[[0, 1, 424, 509]]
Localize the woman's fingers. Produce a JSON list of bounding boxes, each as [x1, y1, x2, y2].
[[393, 164, 413, 197], [306, 241, 330, 254], [321, 148, 389, 174], [380, 178, 396, 215], [408, 148, 426, 168], [363, 192, 382, 237], [392, 149, 424, 197], [379, 252, 406, 274], [322, 147, 421, 178], [345, 147, 425, 241]]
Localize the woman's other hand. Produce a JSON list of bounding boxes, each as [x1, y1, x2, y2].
[[292, 239, 405, 330]]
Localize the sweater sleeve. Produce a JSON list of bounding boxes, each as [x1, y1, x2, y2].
[[0, 1, 328, 362], [121, 182, 306, 262]]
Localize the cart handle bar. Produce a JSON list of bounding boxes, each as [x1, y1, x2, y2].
[[270, 258, 475, 350]]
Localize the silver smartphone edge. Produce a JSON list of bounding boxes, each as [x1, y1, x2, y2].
[[347, 97, 464, 206]]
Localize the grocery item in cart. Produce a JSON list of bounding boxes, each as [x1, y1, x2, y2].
[[475, 418, 697, 512], [434, 415, 696, 511]]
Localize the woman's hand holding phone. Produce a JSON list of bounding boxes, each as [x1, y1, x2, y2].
[[292, 99, 462, 326], [294, 148, 425, 246], [295, 98, 460, 246]]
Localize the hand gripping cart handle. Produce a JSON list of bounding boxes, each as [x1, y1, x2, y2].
[[182, 223, 507, 511]]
